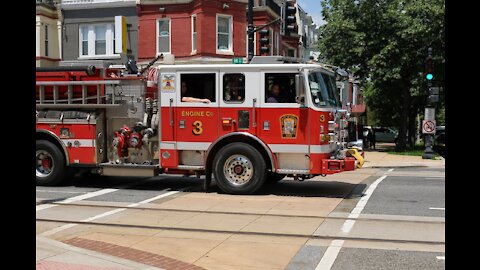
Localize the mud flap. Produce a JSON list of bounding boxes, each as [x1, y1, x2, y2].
[[204, 168, 212, 192]]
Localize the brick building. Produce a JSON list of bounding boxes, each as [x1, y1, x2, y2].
[[138, 0, 248, 64], [251, 0, 282, 56]]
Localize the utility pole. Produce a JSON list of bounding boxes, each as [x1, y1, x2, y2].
[[247, 0, 254, 63]]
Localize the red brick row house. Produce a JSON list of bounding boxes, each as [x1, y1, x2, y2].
[[137, 0, 301, 65], [138, 0, 249, 64]]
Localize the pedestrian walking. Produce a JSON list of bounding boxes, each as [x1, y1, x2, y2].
[[368, 129, 376, 150]]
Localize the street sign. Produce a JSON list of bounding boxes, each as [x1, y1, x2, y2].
[[425, 108, 435, 121], [232, 58, 243, 64], [422, 120, 436, 134]]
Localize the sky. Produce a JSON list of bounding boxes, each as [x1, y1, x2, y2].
[[297, 0, 326, 27]]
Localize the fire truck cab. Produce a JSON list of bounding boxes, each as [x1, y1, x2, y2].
[[36, 56, 362, 194]]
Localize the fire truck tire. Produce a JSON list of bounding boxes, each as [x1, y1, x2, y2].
[[36, 140, 67, 186], [213, 143, 267, 195]]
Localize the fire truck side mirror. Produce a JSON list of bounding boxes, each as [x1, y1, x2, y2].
[[295, 74, 305, 105]]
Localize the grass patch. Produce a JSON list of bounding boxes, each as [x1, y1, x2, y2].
[[387, 149, 433, 156], [384, 143, 440, 158]]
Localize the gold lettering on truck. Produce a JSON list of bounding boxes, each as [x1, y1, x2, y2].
[[181, 111, 213, 117], [192, 121, 203, 135]]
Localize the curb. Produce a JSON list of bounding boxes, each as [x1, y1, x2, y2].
[[36, 236, 162, 270], [364, 165, 429, 169]]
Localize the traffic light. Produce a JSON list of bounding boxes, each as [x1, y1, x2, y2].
[[259, 29, 270, 55], [425, 48, 434, 81], [284, 0, 297, 36]]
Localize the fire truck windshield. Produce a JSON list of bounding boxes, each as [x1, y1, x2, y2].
[[308, 71, 341, 108]]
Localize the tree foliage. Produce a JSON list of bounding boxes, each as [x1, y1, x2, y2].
[[318, 0, 445, 150]]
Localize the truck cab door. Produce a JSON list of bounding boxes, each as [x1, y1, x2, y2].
[[219, 71, 259, 137], [171, 71, 220, 168], [258, 71, 310, 172]]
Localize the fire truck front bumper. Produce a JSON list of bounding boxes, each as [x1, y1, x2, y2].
[[320, 148, 365, 175], [320, 157, 357, 175]]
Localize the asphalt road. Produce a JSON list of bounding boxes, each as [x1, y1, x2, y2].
[[36, 167, 445, 270], [287, 167, 445, 270], [362, 170, 445, 217]]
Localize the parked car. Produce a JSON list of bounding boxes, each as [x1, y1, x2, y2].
[[372, 127, 398, 143], [434, 126, 445, 157]]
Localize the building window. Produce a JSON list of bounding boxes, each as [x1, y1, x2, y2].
[[157, 19, 171, 54], [287, 49, 296, 57], [192, 15, 197, 53], [217, 15, 232, 52], [95, 25, 107, 55], [223, 74, 245, 103], [44, 25, 49, 57], [80, 26, 88, 56], [79, 23, 116, 57]]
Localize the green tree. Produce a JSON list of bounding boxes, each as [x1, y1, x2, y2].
[[318, 0, 445, 151]]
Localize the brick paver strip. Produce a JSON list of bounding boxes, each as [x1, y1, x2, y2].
[[64, 237, 206, 270]]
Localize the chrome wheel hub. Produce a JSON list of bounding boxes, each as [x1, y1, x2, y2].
[[223, 154, 253, 186], [36, 150, 54, 178]]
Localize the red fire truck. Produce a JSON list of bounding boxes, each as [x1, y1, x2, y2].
[[36, 56, 363, 194]]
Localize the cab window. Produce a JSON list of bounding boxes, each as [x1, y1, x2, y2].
[[180, 73, 216, 102], [223, 73, 245, 103], [264, 73, 297, 103]]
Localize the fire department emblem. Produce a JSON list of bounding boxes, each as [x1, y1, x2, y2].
[[161, 74, 175, 92], [280, 114, 298, 139]]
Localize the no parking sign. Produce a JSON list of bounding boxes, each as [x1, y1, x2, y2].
[[422, 120, 436, 134]]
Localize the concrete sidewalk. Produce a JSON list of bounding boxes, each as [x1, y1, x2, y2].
[[362, 151, 444, 168], [36, 236, 163, 270]]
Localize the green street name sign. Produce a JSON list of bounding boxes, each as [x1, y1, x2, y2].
[[232, 58, 243, 64]]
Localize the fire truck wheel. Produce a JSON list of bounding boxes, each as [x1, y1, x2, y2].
[[36, 140, 67, 186], [213, 143, 267, 195], [268, 172, 286, 183]]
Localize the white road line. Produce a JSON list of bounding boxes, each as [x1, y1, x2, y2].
[[39, 188, 182, 237], [36, 190, 87, 194], [315, 240, 345, 270], [39, 224, 77, 237], [83, 208, 127, 222], [387, 169, 394, 172], [342, 175, 388, 233], [36, 181, 147, 212], [436, 256, 445, 260], [316, 173, 389, 270], [128, 190, 180, 207], [429, 207, 445, 211], [36, 204, 63, 211]]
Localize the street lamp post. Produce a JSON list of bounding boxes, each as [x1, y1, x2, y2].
[[422, 47, 437, 159]]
